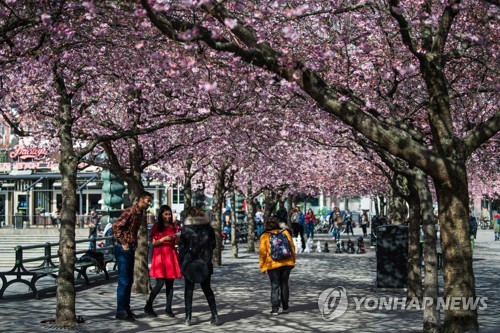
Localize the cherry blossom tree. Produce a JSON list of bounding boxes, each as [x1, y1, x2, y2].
[[141, 1, 499, 331], [2, 1, 214, 324]]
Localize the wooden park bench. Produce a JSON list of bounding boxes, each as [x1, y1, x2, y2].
[[0, 236, 115, 299]]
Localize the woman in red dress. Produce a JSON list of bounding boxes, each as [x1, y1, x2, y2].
[[144, 205, 182, 317]]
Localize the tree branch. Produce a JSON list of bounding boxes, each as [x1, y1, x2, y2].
[[463, 111, 500, 157]]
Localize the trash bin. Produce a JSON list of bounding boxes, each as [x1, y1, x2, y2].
[[376, 224, 408, 288], [15, 213, 23, 229]]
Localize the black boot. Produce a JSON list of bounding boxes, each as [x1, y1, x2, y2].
[[184, 309, 192, 326], [210, 309, 222, 326], [208, 297, 222, 326], [144, 301, 157, 317], [165, 285, 175, 317], [165, 308, 175, 318]]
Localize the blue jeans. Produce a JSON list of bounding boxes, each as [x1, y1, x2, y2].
[[305, 223, 314, 239], [331, 227, 341, 240], [88, 236, 96, 250], [114, 244, 135, 313], [256, 224, 263, 238]]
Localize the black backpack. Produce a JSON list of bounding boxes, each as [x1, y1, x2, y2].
[[78, 250, 105, 270]]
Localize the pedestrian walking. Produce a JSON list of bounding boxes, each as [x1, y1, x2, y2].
[[259, 216, 296, 315], [360, 211, 369, 237], [179, 207, 221, 326], [144, 205, 182, 318], [493, 213, 499, 241], [290, 207, 300, 237], [112, 191, 153, 321], [344, 209, 354, 236], [255, 206, 264, 238], [88, 218, 98, 250], [297, 208, 306, 250], [305, 209, 316, 239], [330, 207, 343, 241]]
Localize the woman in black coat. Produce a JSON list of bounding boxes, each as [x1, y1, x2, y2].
[[178, 207, 221, 326]]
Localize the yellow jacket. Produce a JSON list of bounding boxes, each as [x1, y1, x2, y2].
[[259, 228, 296, 273]]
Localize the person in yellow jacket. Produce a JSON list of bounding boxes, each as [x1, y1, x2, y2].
[[259, 217, 296, 315]]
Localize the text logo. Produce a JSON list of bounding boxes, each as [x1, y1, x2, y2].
[[317, 286, 348, 321], [318, 287, 488, 321]]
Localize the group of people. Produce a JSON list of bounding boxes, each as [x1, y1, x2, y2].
[[289, 206, 317, 250], [112, 193, 297, 324], [112, 192, 221, 326], [471, 213, 500, 241], [328, 208, 369, 241]]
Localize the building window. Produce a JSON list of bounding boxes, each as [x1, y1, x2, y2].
[[172, 185, 184, 204]]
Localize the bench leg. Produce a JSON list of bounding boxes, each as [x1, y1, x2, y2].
[[76, 268, 90, 285], [0, 278, 38, 299], [0, 275, 6, 299], [103, 266, 109, 280]]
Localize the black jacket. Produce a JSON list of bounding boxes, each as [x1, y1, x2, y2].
[[179, 215, 216, 275]]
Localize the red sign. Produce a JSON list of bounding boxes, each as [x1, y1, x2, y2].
[[9, 145, 47, 160]]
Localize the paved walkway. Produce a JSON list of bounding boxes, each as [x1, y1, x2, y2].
[[0, 228, 499, 332]]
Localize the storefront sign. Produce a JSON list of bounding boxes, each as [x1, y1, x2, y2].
[[0, 162, 58, 171], [9, 145, 47, 160]]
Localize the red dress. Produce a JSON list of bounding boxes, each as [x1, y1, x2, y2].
[[149, 223, 182, 279]]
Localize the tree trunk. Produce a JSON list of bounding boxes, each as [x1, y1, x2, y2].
[[416, 172, 440, 333], [292, 195, 298, 210], [263, 191, 277, 219], [388, 183, 407, 225], [56, 158, 78, 325], [54, 80, 79, 325], [379, 195, 387, 217], [374, 196, 380, 216], [286, 194, 293, 227], [183, 175, 193, 210], [435, 166, 477, 333], [406, 183, 422, 302], [211, 169, 225, 266], [246, 182, 256, 252], [230, 191, 238, 258]]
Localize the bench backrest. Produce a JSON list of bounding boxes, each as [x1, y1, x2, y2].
[[14, 236, 114, 269]]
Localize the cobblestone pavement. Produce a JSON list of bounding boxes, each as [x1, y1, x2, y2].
[[0, 228, 498, 332]]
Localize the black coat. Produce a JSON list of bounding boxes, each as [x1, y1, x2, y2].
[[179, 216, 216, 276]]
